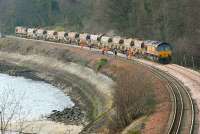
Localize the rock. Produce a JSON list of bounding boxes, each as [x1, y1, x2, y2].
[[47, 106, 84, 125], [52, 110, 58, 113]]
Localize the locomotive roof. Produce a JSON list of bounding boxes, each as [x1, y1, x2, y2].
[[144, 40, 169, 47]]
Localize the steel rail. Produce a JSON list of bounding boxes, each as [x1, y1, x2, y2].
[[148, 67, 194, 134]]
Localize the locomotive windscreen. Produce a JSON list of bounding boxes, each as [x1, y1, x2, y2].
[[157, 43, 172, 51]]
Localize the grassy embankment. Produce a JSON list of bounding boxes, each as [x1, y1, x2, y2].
[[0, 38, 170, 134], [0, 38, 114, 122]]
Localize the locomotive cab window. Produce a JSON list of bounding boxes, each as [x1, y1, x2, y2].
[[157, 43, 171, 51]]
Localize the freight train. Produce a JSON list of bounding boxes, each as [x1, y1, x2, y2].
[[15, 26, 172, 64]]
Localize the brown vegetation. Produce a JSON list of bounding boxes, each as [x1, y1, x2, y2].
[[109, 69, 155, 133], [0, 38, 171, 134], [0, 88, 30, 134]]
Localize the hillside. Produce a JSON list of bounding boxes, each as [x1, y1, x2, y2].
[[0, 0, 199, 68], [0, 37, 171, 133]]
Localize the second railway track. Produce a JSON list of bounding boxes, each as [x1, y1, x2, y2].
[[149, 66, 195, 134]]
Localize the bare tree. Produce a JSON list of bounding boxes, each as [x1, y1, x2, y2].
[[0, 87, 30, 134], [109, 68, 155, 133]]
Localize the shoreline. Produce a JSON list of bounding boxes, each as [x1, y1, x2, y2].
[[0, 61, 87, 126], [0, 37, 172, 134]]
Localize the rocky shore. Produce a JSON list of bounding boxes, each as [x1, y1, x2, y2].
[[0, 62, 43, 81], [47, 107, 85, 125], [0, 61, 86, 126]]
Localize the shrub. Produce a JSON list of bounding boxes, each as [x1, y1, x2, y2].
[[109, 68, 156, 132], [96, 58, 108, 71], [128, 130, 141, 134]]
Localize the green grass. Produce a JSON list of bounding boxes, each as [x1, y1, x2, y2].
[[128, 130, 141, 134], [96, 58, 108, 71]]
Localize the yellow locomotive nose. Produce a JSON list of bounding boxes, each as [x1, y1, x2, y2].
[[159, 51, 171, 58]]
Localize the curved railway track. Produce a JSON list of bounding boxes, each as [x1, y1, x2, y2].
[[166, 65, 200, 85], [7, 36, 197, 134], [149, 67, 195, 134]]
